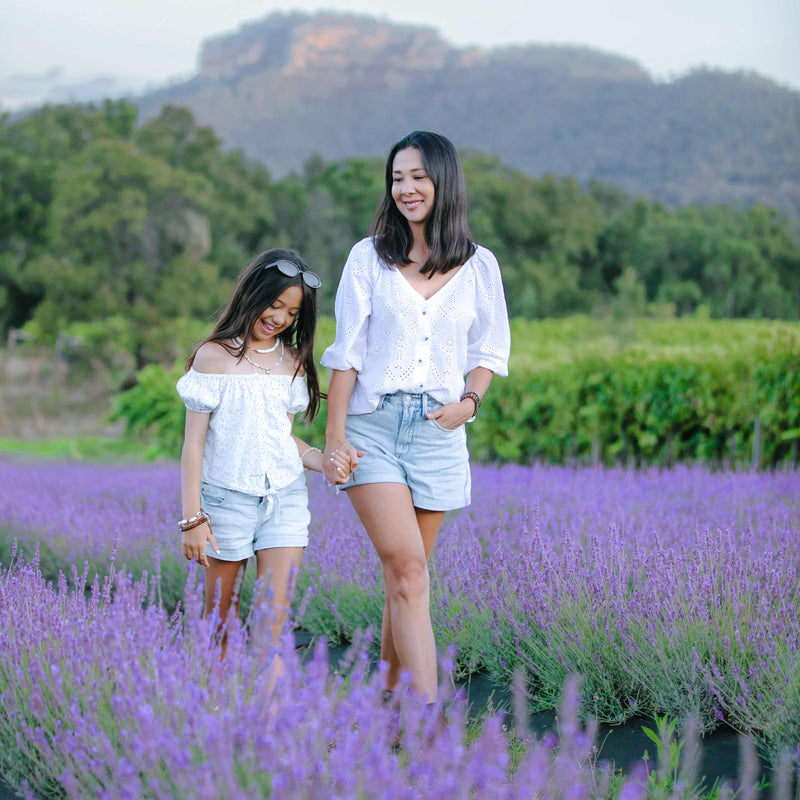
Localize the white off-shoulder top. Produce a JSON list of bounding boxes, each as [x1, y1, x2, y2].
[[321, 237, 511, 415], [176, 369, 309, 495]]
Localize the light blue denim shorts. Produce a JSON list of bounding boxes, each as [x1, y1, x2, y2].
[[200, 474, 310, 561], [342, 392, 471, 511]]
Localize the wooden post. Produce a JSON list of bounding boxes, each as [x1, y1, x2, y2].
[[751, 416, 762, 471], [566, 432, 576, 466], [726, 432, 737, 471], [591, 437, 600, 468]]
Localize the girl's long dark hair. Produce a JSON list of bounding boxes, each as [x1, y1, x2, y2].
[[370, 130, 476, 276], [186, 248, 324, 421]]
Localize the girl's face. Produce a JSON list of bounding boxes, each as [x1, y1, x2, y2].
[[250, 284, 303, 345], [391, 147, 435, 228]]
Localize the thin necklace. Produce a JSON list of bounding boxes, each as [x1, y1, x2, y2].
[[233, 335, 279, 354], [242, 341, 284, 374]]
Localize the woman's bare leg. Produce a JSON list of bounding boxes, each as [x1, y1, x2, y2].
[[348, 483, 442, 701], [381, 508, 444, 691]]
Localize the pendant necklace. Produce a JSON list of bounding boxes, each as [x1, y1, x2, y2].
[[242, 341, 285, 374], [233, 335, 279, 354]]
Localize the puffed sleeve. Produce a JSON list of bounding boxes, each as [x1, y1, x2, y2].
[[320, 239, 375, 373], [465, 247, 511, 377], [176, 369, 222, 413], [288, 376, 310, 415]]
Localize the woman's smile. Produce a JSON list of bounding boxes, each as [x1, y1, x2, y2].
[[391, 147, 435, 226]]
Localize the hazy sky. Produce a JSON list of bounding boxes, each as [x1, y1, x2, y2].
[[2, 0, 798, 106]]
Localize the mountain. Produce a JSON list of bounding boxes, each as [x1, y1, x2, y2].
[[136, 12, 800, 215]]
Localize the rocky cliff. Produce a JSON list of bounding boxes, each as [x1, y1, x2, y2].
[[136, 12, 800, 214]]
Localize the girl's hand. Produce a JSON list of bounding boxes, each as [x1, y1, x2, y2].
[[182, 522, 219, 567], [425, 399, 474, 429]]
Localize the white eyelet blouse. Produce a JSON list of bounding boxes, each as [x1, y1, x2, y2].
[[321, 237, 511, 415], [176, 370, 309, 495]]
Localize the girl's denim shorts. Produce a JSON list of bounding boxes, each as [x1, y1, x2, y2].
[[200, 473, 310, 562], [342, 392, 471, 511]]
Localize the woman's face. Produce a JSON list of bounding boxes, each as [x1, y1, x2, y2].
[[391, 147, 435, 227]]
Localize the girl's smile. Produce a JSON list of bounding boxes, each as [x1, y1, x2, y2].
[[249, 284, 303, 348]]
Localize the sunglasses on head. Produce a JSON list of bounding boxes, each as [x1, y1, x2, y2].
[[264, 259, 322, 289]]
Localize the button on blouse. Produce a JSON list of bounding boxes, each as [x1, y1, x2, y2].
[[321, 237, 511, 415]]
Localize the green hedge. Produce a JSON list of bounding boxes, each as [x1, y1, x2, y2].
[[469, 318, 800, 467], [112, 317, 800, 468]]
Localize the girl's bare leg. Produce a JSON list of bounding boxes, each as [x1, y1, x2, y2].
[[204, 557, 248, 656], [254, 546, 304, 692]]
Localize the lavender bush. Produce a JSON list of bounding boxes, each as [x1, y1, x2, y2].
[[4, 549, 796, 799], [0, 550, 646, 799], [1, 458, 798, 766], [299, 466, 800, 761], [0, 460, 185, 607]]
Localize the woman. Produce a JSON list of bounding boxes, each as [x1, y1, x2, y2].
[[321, 131, 510, 702]]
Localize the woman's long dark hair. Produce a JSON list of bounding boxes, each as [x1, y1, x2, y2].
[[370, 130, 476, 276], [186, 248, 324, 421]]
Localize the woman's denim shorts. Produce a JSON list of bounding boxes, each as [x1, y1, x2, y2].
[[342, 392, 471, 511], [200, 474, 310, 562]]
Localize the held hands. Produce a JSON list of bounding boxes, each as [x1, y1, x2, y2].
[[182, 521, 219, 568], [323, 440, 364, 485], [425, 397, 476, 429]]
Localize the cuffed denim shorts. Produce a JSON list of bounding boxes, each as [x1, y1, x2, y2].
[[342, 392, 471, 511], [200, 474, 310, 562]]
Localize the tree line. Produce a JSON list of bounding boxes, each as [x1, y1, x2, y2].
[[1, 100, 798, 372]]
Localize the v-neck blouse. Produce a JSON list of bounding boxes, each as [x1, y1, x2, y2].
[[176, 369, 309, 495], [321, 237, 510, 415]]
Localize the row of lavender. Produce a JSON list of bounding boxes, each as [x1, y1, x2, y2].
[[299, 465, 800, 757], [6, 554, 786, 800], [0, 460, 798, 780]]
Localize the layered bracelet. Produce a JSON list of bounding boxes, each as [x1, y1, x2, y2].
[[460, 391, 482, 417], [178, 509, 210, 533]]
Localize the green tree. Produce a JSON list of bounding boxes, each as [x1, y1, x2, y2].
[[0, 102, 143, 336], [26, 138, 223, 367], [464, 157, 602, 316], [137, 106, 277, 279], [268, 155, 384, 310]]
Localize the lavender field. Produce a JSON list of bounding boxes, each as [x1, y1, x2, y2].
[[1, 457, 799, 798], [299, 465, 800, 749]]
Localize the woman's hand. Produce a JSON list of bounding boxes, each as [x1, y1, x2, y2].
[[182, 522, 219, 568], [425, 399, 475, 429]]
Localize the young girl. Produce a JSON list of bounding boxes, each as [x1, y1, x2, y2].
[[177, 248, 348, 663]]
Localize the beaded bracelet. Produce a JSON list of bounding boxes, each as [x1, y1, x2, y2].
[[178, 509, 210, 533], [460, 391, 482, 417]]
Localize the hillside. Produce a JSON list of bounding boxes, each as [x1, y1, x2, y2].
[[136, 11, 800, 215]]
